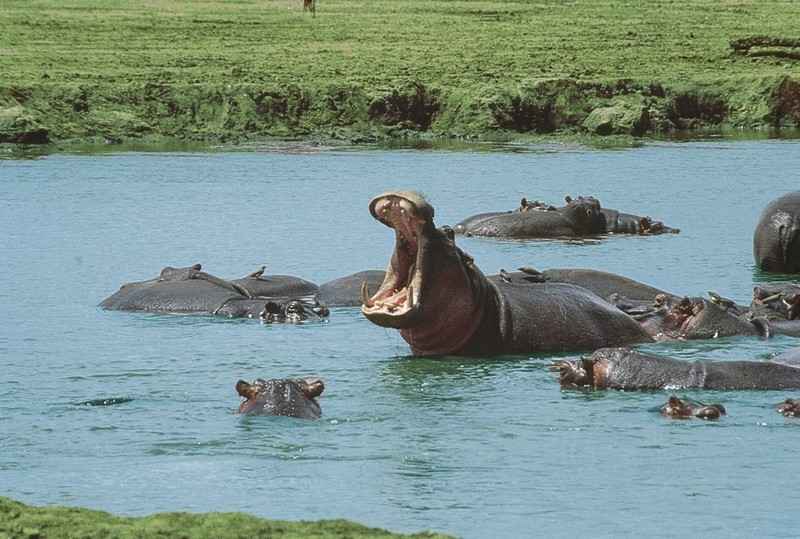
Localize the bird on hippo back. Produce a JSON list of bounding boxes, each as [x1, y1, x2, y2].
[[360, 190, 652, 356], [235, 377, 324, 419]]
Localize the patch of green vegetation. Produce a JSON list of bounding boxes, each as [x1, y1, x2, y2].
[[1, 0, 799, 146], [0, 496, 456, 539]]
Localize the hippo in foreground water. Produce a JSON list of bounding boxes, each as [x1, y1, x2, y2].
[[553, 347, 800, 390], [753, 191, 800, 273], [454, 195, 679, 238], [99, 264, 327, 321], [361, 190, 652, 356], [235, 377, 324, 419], [660, 396, 726, 420]]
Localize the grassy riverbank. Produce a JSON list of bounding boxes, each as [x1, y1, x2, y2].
[[0, 496, 455, 539], [1, 0, 799, 145]]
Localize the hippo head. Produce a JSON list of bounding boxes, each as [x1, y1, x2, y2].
[[627, 294, 764, 340], [362, 191, 493, 355], [258, 299, 330, 323], [235, 377, 324, 419], [563, 195, 604, 233], [748, 285, 800, 321], [550, 357, 597, 388], [660, 396, 726, 420]]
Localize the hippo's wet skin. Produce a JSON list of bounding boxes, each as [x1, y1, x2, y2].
[[454, 195, 679, 238], [753, 191, 800, 273], [235, 377, 324, 419], [553, 347, 800, 390], [361, 191, 652, 356], [315, 270, 387, 307], [99, 264, 328, 321], [660, 396, 726, 420]]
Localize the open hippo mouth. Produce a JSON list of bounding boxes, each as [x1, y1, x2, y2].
[[361, 191, 432, 328]]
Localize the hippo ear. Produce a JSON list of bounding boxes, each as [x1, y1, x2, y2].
[[696, 406, 722, 420], [668, 396, 682, 407], [565, 196, 573, 204], [236, 380, 252, 398]]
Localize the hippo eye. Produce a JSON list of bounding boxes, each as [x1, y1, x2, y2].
[[442, 226, 455, 241]]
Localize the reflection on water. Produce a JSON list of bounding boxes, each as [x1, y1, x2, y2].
[[2, 141, 800, 538]]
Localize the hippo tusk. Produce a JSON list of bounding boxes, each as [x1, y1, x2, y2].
[[361, 282, 375, 308], [406, 284, 414, 310]]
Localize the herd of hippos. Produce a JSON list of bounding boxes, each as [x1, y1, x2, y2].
[[100, 190, 800, 421]]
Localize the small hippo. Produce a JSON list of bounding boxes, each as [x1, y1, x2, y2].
[[660, 396, 726, 420], [235, 377, 324, 419]]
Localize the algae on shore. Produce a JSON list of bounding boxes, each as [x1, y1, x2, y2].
[[0, 496, 456, 539], [1, 0, 799, 146]]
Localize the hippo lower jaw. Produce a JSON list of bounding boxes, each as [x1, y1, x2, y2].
[[361, 281, 422, 328], [361, 191, 427, 329]]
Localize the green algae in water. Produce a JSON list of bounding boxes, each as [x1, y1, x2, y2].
[[0, 496, 456, 539]]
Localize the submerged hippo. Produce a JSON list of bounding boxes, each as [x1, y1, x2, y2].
[[775, 398, 800, 418], [361, 190, 652, 356], [454, 195, 679, 238], [610, 293, 771, 340], [553, 347, 800, 390], [99, 264, 327, 321], [235, 377, 324, 419], [315, 270, 387, 307], [660, 396, 726, 420], [753, 191, 800, 273]]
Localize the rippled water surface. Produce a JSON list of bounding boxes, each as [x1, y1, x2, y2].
[[2, 141, 800, 538]]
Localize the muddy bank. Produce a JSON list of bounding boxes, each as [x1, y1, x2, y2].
[[0, 496, 455, 539], [2, 75, 798, 146]]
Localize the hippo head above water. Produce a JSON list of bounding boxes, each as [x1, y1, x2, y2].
[[235, 377, 324, 419], [660, 396, 726, 420], [615, 293, 769, 340], [361, 190, 474, 331]]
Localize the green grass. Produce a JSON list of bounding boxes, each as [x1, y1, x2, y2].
[[1, 0, 799, 144], [0, 496, 456, 539]]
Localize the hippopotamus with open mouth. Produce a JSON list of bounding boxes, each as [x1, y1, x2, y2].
[[235, 377, 324, 419], [660, 396, 726, 420], [553, 347, 800, 390], [360, 190, 652, 356]]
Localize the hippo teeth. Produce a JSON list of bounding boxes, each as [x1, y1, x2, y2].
[[361, 281, 375, 308], [361, 281, 416, 313], [405, 284, 415, 310]]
